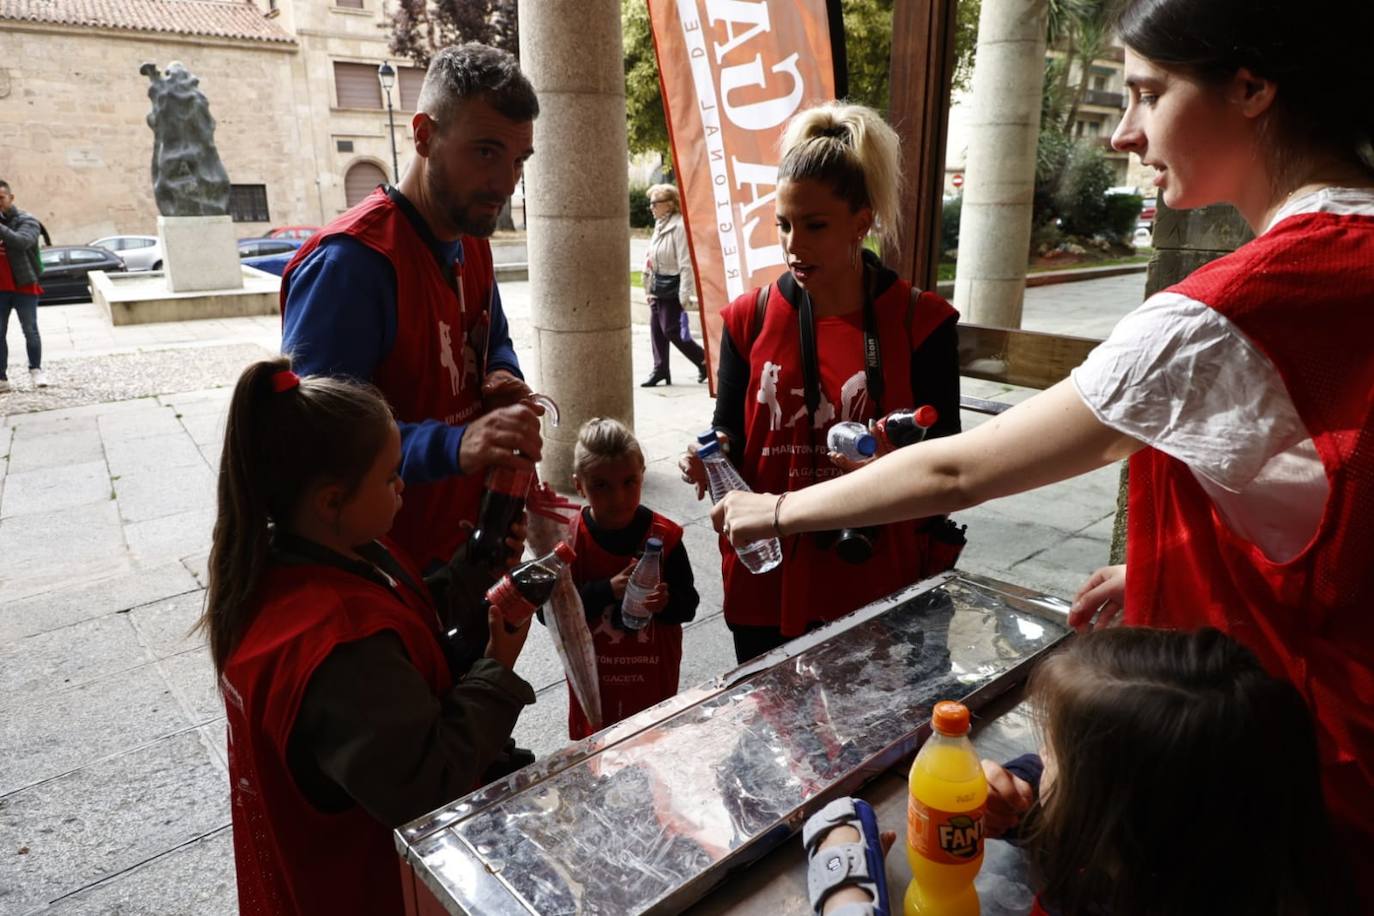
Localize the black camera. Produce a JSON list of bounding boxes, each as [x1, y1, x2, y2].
[[813, 526, 879, 564]]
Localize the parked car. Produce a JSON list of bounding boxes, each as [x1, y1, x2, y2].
[[88, 234, 162, 271], [37, 246, 125, 304], [266, 225, 320, 241], [238, 237, 302, 259], [1139, 197, 1158, 224], [241, 251, 296, 277]]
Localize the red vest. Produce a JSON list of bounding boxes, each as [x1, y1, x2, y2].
[[1124, 211, 1374, 863], [223, 543, 451, 916], [718, 276, 958, 635], [281, 189, 494, 571], [566, 508, 685, 739]]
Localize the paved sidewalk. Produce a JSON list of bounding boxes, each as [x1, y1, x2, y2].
[[0, 273, 1143, 913]]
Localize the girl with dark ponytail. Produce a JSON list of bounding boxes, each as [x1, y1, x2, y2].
[[714, 1, 1374, 901], [202, 358, 535, 916]]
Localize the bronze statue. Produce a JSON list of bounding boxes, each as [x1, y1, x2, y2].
[[140, 61, 231, 217]]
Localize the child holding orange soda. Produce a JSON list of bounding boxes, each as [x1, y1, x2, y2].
[[562, 418, 699, 739], [804, 628, 1353, 916]]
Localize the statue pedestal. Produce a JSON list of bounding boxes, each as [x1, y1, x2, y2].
[[158, 215, 244, 292]]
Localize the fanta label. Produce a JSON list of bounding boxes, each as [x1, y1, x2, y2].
[[908, 795, 985, 865]]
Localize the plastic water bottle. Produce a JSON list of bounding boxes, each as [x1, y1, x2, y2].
[[695, 433, 782, 574], [621, 537, 663, 630], [827, 420, 877, 461]]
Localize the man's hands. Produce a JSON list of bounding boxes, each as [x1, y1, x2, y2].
[[1069, 564, 1127, 630], [459, 402, 544, 475], [981, 759, 1036, 838], [481, 369, 533, 410]]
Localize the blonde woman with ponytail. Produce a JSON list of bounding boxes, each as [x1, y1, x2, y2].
[[679, 102, 963, 664]]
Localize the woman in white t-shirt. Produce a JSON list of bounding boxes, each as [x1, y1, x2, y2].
[[714, 0, 1374, 901]]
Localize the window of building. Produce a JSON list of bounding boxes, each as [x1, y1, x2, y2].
[[335, 0, 364, 8], [229, 184, 271, 223], [345, 161, 389, 207], [337, 139, 354, 152], [334, 61, 383, 110], [399, 67, 425, 111]]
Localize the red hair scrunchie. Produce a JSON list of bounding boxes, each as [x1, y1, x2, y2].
[[272, 370, 300, 393]]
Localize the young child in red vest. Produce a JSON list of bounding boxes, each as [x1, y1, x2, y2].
[[201, 357, 536, 916], [979, 627, 1354, 916], [564, 417, 699, 739]]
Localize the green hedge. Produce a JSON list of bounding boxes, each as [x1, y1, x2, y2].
[[629, 184, 654, 228]]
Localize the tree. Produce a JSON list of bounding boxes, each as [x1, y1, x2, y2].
[[622, 0, 671, 165], [389, 0, 518, 69]]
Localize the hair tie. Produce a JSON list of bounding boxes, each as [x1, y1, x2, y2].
[[272, 370, 300, 393]]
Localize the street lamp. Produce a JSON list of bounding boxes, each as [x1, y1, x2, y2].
[[377, 60, 400, 183]]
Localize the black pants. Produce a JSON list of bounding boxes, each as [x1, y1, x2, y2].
[[649, 295, 705, 377]]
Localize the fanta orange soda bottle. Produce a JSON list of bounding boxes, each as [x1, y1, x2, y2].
[[904, 701, 987, 915]]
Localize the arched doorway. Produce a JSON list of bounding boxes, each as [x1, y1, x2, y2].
[[344, 161, 387, 207]]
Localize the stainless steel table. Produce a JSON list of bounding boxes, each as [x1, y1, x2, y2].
[[397, 571, 1069, 915]]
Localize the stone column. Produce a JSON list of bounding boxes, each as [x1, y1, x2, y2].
[[519, 0, 633, 491], [952, 0, 1048, 328], [1107, 199, 1253, 563]]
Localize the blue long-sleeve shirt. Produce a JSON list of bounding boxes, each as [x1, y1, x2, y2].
[[281, 234, 522, 484]]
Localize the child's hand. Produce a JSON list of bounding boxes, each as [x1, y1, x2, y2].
[[1069, 564, 1127, 630], [609, 561, 637, 600], [981, 759, 1035, 838], [485, 605, 530, 671], [644, 583, 669, 614]]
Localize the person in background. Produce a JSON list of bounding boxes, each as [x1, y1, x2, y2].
[[205, 358, 535, 916], [714, 0, 1374, 900], [641, 183, 708, 386], [681, 102, 962, 664], [983, 627, 1354, 915], [281, 43, 543, 575], [0, 179, 47, 391], [560, 417, 698, 738]]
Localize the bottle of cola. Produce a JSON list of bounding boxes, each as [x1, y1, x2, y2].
[[876, 405, 939, 450], [467, 394, 562, 568], [485, 541, 576, 629], [468, 466, 533, 568]]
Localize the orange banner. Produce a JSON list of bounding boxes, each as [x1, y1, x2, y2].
[[647, 0, 837, 391]]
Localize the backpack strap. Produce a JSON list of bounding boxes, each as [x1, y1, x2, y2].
[[747, 283, 770, 354], [906, 284, 922, 344]]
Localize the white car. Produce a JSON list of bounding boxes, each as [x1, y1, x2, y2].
[[88, 235, 163, 271]]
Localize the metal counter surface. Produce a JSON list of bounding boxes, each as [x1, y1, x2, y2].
[[396, 572, 1070, 915]]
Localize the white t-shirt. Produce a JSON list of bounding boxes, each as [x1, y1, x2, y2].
[[1071, 187, 1374, 563]]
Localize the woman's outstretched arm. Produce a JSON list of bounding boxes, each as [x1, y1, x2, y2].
[[714, 380, 1143, 545]]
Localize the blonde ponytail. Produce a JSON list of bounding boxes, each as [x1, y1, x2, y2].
[[778, 102, 903, 252]]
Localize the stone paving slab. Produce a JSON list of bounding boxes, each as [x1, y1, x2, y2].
[[122, 507, 217, 567], [0, 614, 152, 700], [0, 663, 193, 795], [0, 730, 229, 915], [0, 564, 200, 644], [38, 826, 237, 916], [104, 433, 207, 479], [0, 461, 112, 519], [157, 649, 223, 726], [126, 591, 209, 661], [5, 427, 105, 475], [0, 500, 129, 604], [113, 465, 216, 525], [96, 406, 190, 444]]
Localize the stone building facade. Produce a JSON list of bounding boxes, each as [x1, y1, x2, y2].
[[0, 0, 422, 244]]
